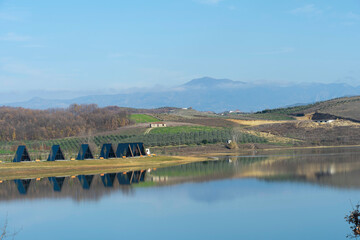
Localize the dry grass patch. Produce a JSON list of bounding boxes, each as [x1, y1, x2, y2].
[[242, 130, 302, 144], [295, 120, 360, 129], [227, 119, 291, 126], [0, 156, 207, 181]]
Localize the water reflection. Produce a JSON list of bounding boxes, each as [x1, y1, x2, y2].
[[149, 147, 360, 189], [101, 173, 116, 187], [14, 179, 31, 195], [48, 177, 65, 192], [2, 147, 360, 202], [78, 175, 94, 190], [117, 171, 134, 185], [0, 170, 147, 201]]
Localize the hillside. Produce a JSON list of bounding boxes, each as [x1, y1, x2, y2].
[[256, 96, 360, 122], [0, 104, 129, 141]]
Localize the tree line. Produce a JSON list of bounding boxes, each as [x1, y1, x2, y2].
[[0, 104, 130, 141]]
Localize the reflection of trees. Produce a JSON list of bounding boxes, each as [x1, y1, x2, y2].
[[0, 215, 21, 240]]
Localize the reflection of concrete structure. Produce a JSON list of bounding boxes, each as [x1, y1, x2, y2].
[[0, 172, 146, 202], [14, 179, 31, 194], [101, 173, 116, 188], [151, 176, 169, 182], [117, 172, 133, 185], [78, 175, 94, 190], [48, 177, 65, 192]]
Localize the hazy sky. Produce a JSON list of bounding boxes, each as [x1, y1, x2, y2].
[[0, 0, 359, 92]]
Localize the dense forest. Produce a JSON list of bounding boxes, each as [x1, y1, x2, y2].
[[0, 104, 129, 141]]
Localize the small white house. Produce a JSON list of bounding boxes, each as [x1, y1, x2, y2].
[[150, 122, 167, 128]]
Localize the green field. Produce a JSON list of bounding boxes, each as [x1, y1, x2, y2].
[[150, 126, 218, 134], [0, 126, 269, 161], [130, 114, 159, 123]]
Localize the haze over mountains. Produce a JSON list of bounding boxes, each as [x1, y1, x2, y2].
[[3, 77, 360, 112]]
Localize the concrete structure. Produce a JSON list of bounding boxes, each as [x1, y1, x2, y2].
[[99, 143, 116, 159], [47, 145, 65, 161], [76, 144, 94, 160], [13, 145, 31, 162]]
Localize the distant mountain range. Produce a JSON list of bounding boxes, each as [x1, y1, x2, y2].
[[3, 77, 360, 112]]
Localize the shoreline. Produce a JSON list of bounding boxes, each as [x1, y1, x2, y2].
[[2, 144, 360, 181], [0, 155, 207, 181], [153, 143, 360, 158], [207, 144, 360, 156]]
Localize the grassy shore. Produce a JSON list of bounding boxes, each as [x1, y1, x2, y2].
[[0, 155, 206, 181], [2, 142, 360, 181]]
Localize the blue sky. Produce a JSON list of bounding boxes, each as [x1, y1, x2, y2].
[[0, 0, 359, 92]]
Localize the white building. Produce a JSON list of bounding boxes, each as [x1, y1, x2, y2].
[[150, 122, 167, 128]]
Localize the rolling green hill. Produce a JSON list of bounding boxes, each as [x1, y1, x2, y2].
[[130, 114, 159, 123]]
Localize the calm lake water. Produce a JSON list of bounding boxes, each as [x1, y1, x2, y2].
[[1, 147, 360, 239]]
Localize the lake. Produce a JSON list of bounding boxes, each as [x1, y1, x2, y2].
[[1, 147, 360, 239]]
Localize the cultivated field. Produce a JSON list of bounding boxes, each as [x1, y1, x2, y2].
[[130, 114, 159, 123]]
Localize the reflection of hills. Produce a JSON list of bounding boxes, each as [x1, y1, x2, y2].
[[246, 150, 360, 189], [0, 171, 146, 202], [149, 147, 360, 190], [149, 156, 268, 185]]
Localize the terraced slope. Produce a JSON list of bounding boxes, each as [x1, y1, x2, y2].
[[257, 96, 360, 121]]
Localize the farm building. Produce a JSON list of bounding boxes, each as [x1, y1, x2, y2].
[[116, 142, 146, 158], [311, 112, 337, 123], [76, 144, 94, 160], [13, 145, 31, 162], [99, 143, 116, 159], [47, 145, 65, 161], [149, 122, 167, 128]]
